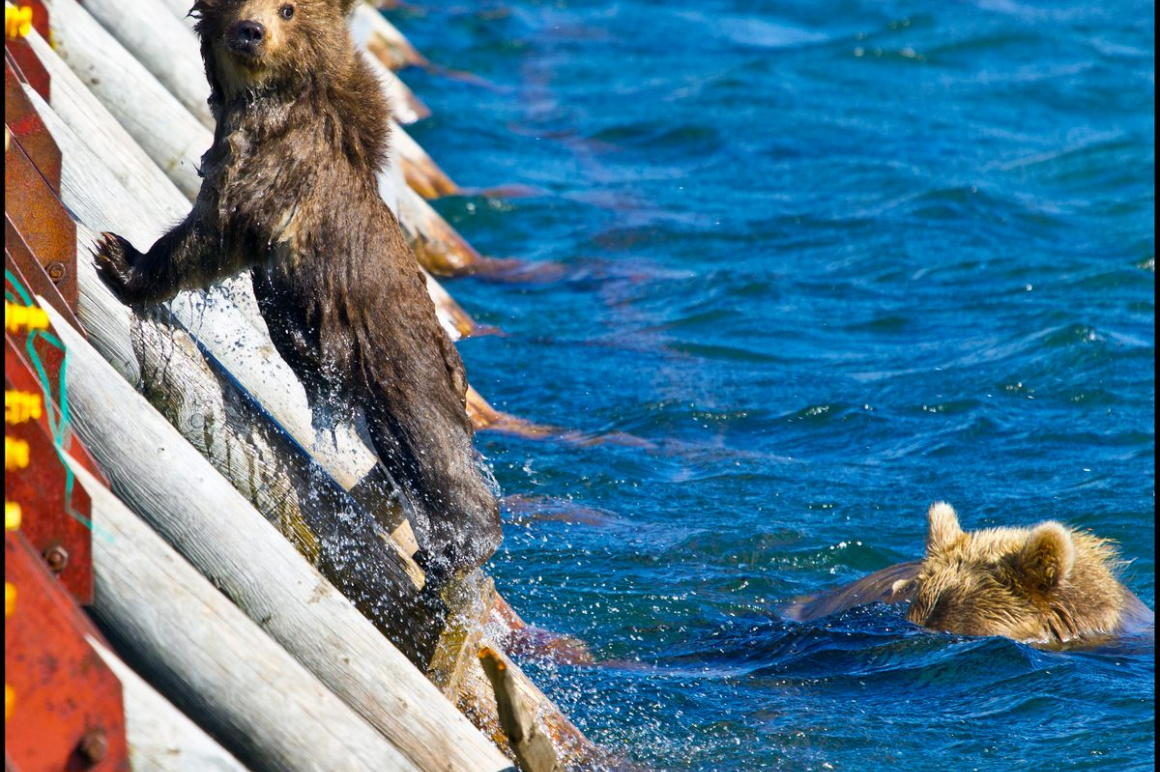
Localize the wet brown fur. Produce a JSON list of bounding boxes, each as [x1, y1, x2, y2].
[[94, 0, 500, 577]]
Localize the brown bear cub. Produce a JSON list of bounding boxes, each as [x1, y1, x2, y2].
[[94, 0, 501, 580], [785, 503, 1153, 645]]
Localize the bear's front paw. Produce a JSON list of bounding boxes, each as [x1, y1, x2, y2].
[[93, 232, 138, 300]]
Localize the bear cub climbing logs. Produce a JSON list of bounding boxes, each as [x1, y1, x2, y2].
[[94, 0, 502, 581]]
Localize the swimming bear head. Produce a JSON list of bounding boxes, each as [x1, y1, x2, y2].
[[903, 503, 1127, 644]]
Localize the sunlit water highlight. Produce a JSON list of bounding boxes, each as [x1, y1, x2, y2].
[[393, 1, 1154, 769]]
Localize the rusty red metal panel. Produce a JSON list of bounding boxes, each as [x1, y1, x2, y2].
[[5, 59, 61, 193], [3, 114, 76, 311], [4, 270, 67, 431], [4, 530, 129, 772], [4, 0, 50, 102], [6, 221, 84, 333], [4, 338, 95, 604]]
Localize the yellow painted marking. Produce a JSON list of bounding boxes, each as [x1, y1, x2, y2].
[[5, 391, 42, 425], [5, 498, 21, 528], [4, 302, 50, 334], [5, 502, 21, 531], [5, 583, 14, 618], [5, 5, 32, 39], [5, 437, 30, 470]]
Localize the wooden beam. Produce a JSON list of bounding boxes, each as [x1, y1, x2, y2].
[[91, 637, 252, 772], [48, 304, 519, 772]]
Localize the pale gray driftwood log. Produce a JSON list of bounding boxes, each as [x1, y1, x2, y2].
[[69, 470, 420, 772], [43, 0, 205, 199], [82, 0, 214, 128], [48, 305, 518, 772], [91, 637, 252, 772]]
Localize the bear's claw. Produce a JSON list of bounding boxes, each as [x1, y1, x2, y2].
[[93, 232, 135, 298]]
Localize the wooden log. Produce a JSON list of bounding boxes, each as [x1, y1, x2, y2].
[[47, 304, 519, 772], [393, 121, 462, 199], [90, 637, 252, 772], [45, 0, 485, 277], [396, 184, 491, 276], [70, 472, 422, 772], [480, 648, 564, 772], [426, 579, 604, 768], [81, 0, 214, 129], [351, 0, 430, 71], [42, 0, 206, 200], [359, 46, 431, 125]]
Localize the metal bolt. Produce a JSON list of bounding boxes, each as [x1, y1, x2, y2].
[[45, 262, 67, 282], [78, 727, 108, 765], [43, 545, 69, 574]]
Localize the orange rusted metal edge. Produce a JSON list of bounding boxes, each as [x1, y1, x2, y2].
[[5, 64, 78, 311], [4, 531, 129, 771], [6, 218, 84, 332]]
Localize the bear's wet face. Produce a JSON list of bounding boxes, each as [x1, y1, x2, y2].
[[193, 0, 351, 102], [905, 503, 1123, 643]]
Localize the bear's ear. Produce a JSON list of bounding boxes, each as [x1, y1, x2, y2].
[[926, 502, 963, 553], [332, 0, 359, 16], [1017, 522, 1075, 593]]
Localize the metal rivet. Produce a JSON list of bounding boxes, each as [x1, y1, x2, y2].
[[43, 544, 69, 574], [46, 262, 67, 282], [78, 727, 108, 765]]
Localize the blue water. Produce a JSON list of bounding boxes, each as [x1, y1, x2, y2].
[[392, 2, 1155, 769]]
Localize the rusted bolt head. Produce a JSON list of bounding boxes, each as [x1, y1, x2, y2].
[[78, 727, 108, 765], [43, 545, 69, 574], [46, 262, 67, 282]]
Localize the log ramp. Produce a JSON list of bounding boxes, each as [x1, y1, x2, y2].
[[6, 1, 607, 770]]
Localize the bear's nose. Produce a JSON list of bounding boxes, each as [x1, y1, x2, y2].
[[235, 20, 265, 47]]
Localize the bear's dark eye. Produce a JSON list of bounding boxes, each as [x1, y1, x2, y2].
[[279, 4, 294, 20]]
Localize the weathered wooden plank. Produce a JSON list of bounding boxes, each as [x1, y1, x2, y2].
[[480, 647, 564, 772], [48, 303, 519, 772], [43, 0, 207, 200], [65, 463, 421, 772], [82, 0, 213, 128], [90, 637, 252, 772], [392, 119, 462, 199]]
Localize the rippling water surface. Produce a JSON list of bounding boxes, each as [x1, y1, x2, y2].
[[392, 1, 1154, 769]]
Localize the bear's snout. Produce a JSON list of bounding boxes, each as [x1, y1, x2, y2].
[[229, 20, 266, 55]]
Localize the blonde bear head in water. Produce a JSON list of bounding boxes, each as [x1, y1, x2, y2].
[[900, 503, 1128, 644]]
